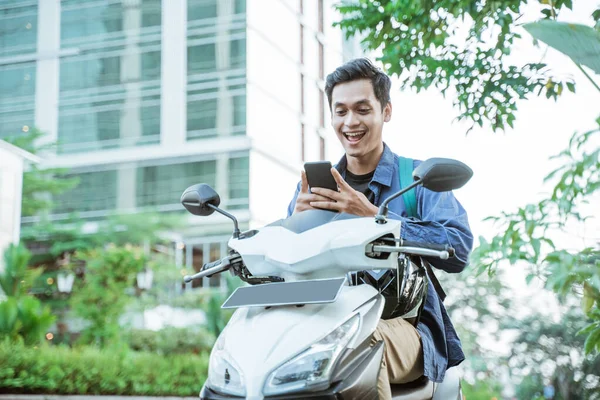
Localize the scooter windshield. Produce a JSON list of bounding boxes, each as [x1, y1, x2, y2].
[[267, 209, 360, 234]]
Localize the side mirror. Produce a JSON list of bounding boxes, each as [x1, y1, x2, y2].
[[413, 158, 473, 192], [180, 184, 221, 216]]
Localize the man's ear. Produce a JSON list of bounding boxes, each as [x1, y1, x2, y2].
[[383, 102, 392, 122]]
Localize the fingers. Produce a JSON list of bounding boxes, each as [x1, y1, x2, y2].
[[310, 200, 341, 211], [311, 187, 341, 201], [294, 192, 333, 214], [300, 170, 309, 193], [331, 168, 351, 190], [304, 193, 333, 203]]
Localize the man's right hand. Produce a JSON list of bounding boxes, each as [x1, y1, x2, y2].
[[293, 171, 336, 214]]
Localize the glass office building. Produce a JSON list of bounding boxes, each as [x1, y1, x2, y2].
[[0, 0, 357, 284]]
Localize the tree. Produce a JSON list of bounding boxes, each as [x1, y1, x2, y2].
[[335, 0, 589, 132], [3, 128, 79, 217], [439, 266, 513, 395], [506, 304, 600, 399], [67, 245, 147, 347], [335, 0, 600, 352], [471, 21, 600, 354]]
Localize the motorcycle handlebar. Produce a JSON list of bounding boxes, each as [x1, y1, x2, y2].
[[183, 252, 243, 283], [201, 259, 223, 271], [183, 262, 230, 283], [371, 245, 450, 260], [399, 240, 455, 257]]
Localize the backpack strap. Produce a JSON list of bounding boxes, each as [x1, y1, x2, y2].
[[398, 156, 418, 219], [398, 156, 447, 302]]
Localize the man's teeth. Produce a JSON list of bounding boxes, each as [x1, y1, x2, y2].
[[346, 132, 364, 137]]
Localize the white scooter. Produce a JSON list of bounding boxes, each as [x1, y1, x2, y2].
[[180, 158, 472, 400]]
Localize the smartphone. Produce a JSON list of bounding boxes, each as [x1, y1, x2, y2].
[[304, 161, 338, 193]]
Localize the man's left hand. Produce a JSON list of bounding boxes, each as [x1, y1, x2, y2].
[[310, 168, 379, 217]]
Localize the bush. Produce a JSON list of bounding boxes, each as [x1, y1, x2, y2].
[[69, 245, 146, 347], [0, 340, 208, 396], [0, 244, 56, 344], [124, 326, 215, 355]]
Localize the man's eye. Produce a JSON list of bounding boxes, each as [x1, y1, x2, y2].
[[358, 108, 371, 113], [336, 110, 347, 115]]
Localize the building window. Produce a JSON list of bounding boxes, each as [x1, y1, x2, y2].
[[188, 82, 246, 139], [187, 98, 218, 138], [0, 63, 36, 139], [58, 94, 161, 153], [54, 170, 118, 214], [187, 2, 246, 139], [228, 156, 249, 209], [299, 24, 304, 64], [137, 160, 217, 208], [300, 74, 305, 115], [301, 124, 306, 162], [320, 135, 325, 160], [319, 88, 325, 128], [188, 239, 228, 289], [59, 0, 162, 154], [230, 38, 246, 69], [0, 1, 38, 57], [318, 0, 324, 33], [188, 0, 217, 21], [141, 51, 162, 81], [235, 0, 246, 14], [61, 0, 161, 44], [188, 43, 217, 75], [233, 95, 246, 128], [318, 42, 324, 80]]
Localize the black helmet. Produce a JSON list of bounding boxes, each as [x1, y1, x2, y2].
[[356, 255, 429, 325]]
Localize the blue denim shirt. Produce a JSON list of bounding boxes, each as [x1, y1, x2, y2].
[[286, 143, 474, 383]]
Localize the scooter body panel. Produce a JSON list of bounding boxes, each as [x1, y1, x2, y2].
[[229, 217, 402, 280], [217, 284, 383, 398]]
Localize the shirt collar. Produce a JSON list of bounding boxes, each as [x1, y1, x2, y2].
[[334, 142, 395, 188]]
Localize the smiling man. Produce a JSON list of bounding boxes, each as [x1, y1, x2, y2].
[[286, 58, 473, 400]]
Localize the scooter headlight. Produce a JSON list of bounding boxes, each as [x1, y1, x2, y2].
[[263, 314, 360, 396], [206, 332, 246, 397]]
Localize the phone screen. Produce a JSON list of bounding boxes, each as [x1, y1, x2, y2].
[[304, 161, 338, 192]]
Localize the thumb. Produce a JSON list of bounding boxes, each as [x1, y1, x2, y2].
[[300, 170, 309, 193]]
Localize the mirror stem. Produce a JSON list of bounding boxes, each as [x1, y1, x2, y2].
[[375, 178, 423, 224], [207, 203, 241, 238]]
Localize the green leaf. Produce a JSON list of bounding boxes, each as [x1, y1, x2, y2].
[[584, 326, 600, 354], [523, 20, 600, 74], [578, 322, 600, 336], [525, 273, 536, 285]]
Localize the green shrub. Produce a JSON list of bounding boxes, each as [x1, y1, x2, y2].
[[0, 340, 208, 396], [0, 244, 56, 344], [124, 326, 215, 355], [69, 245, 146, 347]]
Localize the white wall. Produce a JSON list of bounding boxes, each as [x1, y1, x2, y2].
[[248, 149, 299, 227], [0, 147, 25, 271]]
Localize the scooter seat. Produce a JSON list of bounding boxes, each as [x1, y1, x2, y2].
[[390, 378, 434, 400]]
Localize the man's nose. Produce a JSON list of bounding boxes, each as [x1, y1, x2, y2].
[[344, 111, 360, 127]]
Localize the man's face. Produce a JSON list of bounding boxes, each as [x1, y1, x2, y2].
[[330, 79, 391, 160]]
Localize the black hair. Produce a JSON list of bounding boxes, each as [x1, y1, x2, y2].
[[324, 58, 391, 111]]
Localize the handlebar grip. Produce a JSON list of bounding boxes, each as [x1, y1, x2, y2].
[[184, 262, 229, 283], [400, 240, 455, 257], [202, 259, 222, 270]]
